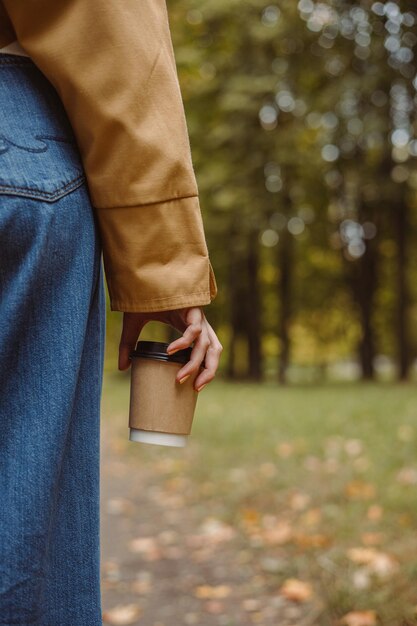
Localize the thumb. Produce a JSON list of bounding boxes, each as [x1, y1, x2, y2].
[[118, 314, 146, 371]]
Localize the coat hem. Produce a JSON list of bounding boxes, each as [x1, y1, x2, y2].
[[94, 192, 199, 211], [109, 291, 213, 313]]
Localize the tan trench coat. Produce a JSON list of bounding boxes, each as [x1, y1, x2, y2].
[[0, 0, 218, 312]]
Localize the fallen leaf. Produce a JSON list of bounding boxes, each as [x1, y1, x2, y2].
[[289, 491, 311, 510], [339, 610, 377, 626], [366, 504, 383, 521], [102, 560, 121, 582], [299, 508, 322, 526], [129, 537, 162, 561], [360, 532, 385, 546], [279, 578, 313, 602], [347, 547, 379, 564], [344, 481, 376, 500], [103, 603, 142, 625], [262, 521, 293, 545], [194, 585, 232, 599], [294, 532, 332, 548], [396, 466, 417, 485], [352, 568, 371, 590], [204, 600, 224, 614], [344, 438, 363, 456], [346, 547, 398, 578], [276, 441, 295, 458], [241, 508, 261, 526], [190, 517, 237, 546], [106, 498, 134, 516], [369, 553, 399, 577], [164, 476, 190, 491], [242, 598, 261, 612], [304, 456, 322, 471]]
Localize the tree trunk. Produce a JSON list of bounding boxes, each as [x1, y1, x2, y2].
[[246, 227, 262, 380], [343, 207, 377, 381], [226, 223, 240, 379], [358, 282, 375, 380], [277, 223, 293, 384], [396, 199, 410, 381]]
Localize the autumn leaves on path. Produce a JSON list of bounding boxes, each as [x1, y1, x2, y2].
[[99, 378, 417, 625], [100, 430, 325, 625]]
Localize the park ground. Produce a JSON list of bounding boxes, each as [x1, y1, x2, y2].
[[100, 374, 417, 626]]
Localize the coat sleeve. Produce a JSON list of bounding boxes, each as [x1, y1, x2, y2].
[[3, 0, 218, 312]]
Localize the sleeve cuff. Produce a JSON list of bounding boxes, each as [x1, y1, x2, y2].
[[95, 196, 218, 313]]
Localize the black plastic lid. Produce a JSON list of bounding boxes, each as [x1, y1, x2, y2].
[[130, 340, 193, 365]]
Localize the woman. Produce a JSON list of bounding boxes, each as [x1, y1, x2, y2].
[[0, 1, 222, 624]]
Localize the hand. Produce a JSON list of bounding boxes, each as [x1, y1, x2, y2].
[[118, 306, 223, 391]]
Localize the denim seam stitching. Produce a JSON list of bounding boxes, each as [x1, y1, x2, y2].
[[0, 175, 85, 200]]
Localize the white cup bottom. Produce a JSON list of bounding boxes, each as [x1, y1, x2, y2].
[[129, 428, 188, 447]]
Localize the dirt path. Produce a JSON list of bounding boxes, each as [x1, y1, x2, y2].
[[100, 417, 320, 626]]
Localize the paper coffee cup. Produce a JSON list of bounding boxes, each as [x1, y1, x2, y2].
[[128, 341, 203, 447]]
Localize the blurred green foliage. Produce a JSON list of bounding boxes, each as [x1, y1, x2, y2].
[[107, 1, 417, 382]]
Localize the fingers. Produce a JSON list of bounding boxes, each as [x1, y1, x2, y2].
[[117, 307, 223, 393], [174, 320, 211, 385], [118, 313, 147, 371], [173, 313, 223, 391], [166, 307, 204, 355], [193, 323, 223, 391]]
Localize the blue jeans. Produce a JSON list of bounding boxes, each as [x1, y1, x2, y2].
[[0, 54, 105, 625]]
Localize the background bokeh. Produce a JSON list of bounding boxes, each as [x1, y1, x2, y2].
[[101, 2, 417, 625], [175, 0, 417, 383]]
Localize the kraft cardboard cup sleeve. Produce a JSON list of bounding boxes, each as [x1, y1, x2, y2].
[[128, 341, 203, 447]]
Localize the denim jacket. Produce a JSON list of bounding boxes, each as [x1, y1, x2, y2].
[[0, 0, 218, 312]]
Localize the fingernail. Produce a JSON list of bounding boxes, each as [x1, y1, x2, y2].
[[167, 348, 179, 355], [196, 383, 207, 392], [179, 374, 190, 384]]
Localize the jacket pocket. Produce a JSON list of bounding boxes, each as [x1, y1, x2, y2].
[[0, 132, 85, 202]]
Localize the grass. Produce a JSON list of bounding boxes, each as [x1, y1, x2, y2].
[[101, 373, 417, 625]]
